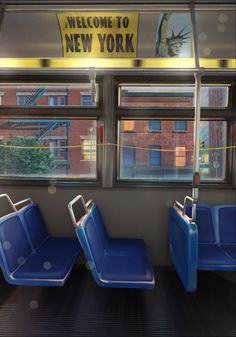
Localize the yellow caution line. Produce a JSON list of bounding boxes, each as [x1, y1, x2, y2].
[[0, 143, 235, 152]]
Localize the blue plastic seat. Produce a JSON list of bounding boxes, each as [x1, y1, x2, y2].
[[20, 203, 81, 256], [169, 203, 236, 292], [0, 202, 80, 286], [68, 195, 155, 289]]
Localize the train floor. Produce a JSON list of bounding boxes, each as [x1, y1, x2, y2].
[[0, 267, 235, 337]]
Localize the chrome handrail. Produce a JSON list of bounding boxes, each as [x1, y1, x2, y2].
[[0, 193, 17, 212], [14, 198, 33, 210], [68, 195, 90, 228]]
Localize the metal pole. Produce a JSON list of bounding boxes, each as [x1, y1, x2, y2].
[[192, 71, 203, 222]]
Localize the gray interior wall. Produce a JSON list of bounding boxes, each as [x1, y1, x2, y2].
[[0, 185, 235, 265]]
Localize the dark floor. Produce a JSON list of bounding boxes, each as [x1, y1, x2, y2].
[[0, 268, 235, 337]]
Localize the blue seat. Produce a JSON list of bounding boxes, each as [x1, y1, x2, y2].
[[68, 196, 155, 289], [0, 205, 80, 286], [169, 203, 236, 292], [20, 203, 81, 256]]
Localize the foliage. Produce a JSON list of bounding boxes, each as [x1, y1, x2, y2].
[[0, 137, 55, 176]]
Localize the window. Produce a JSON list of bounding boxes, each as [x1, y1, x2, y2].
[[0, 84, 99, 107], [49, 95, 67, 106], [118, 85, 229, 108], [122, 120, 135, 132], [0, 119, 97, 179], [149, 120, 161, 132], [81, 139, 96, 161], [175, 121, 187, 132], [175, 147, 186, 167], [118, 119, 227, 181], [80, 94, 94, 107], [18, 95, 32, 105], [149, 146, 161, 167]]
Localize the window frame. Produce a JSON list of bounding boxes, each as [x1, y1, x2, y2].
[[0, 75, 103, 186], [114, 75, 235, 188]]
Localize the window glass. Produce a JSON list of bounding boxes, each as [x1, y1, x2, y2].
[[149, 120, 161, 131], [119, 119, 227, 181], [118, 85, 229, 108], [0, 84, 98, 107], [196, 11, 235, 59], [0, 119, 97, 179], [175, 120, 187, 131]]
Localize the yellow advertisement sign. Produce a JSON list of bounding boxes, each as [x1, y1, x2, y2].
[[57, 12, 139, 58]]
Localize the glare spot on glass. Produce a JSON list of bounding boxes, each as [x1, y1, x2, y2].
[[43, 261, 52, 270], [203, 48, 212, 56], [3, 241, 12, 250], [213, 161, 220, 169], [48, 185, 56, 194], [29, 300, 39, 310], [218, 14, 228, 23], [217, 24, 226, 33], [198, 32, 207, 41]]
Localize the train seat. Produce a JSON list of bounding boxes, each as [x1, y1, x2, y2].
[[68, 195, 155, 288], [0, 209, 79, 286], [20, 203, 81, 256], [169, 204, 236, 292]]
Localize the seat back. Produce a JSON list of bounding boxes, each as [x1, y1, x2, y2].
[[91, 205, 109, 248], [76, 205, 107, 274], [0, 213, 32, 273], [20, 203, 48, 250], [215, 206, 236, 244], [186, 205, 216, 243]]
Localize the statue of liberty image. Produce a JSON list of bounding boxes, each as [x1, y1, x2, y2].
[[156, 13, 191, 57]]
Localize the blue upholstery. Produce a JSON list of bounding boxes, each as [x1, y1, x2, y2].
[[75, 203, 155, 288], [169, 204, 236, 292], [20, 203, 81, 257], [0, 206, 80, 286]]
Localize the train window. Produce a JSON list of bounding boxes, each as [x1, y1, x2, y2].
[[0, 119, 97, 179], [118, 85, 229, 108], [0, 84, 98, 107], [118, 119, 227, 182]]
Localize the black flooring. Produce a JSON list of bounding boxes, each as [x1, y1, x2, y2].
[[0, 268, 235, 337]]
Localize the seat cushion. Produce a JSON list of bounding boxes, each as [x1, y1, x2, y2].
[[13, 253, 76, 281], [106, 239, 148, 256], [222, 245, 236, 262], [36, 237, 81, 256], [198, 244, 235, 267], [102, 255, 154, 282]]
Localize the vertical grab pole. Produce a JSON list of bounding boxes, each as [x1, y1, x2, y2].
[[190, 1, 202, 223], [192, 71, 202, 222]]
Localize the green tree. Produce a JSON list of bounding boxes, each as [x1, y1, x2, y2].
[[2, 137, 55, 176]]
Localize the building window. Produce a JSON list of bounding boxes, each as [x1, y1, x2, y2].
[[149, 120, 161, 132], [175, 120, 187, 132], [18, 95, 32, 105], [122, 120, 135, 132], [80, 94, 94, 106], [81, 139, 96, 161], [149, 146, 161, 167], [175, 147, 186, 167], [49, 95, 67, 106], [122, 147, 135, 168]]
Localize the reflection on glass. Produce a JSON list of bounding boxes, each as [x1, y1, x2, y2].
[[0, 84, 98, 107], [156, 13, 192, 58], [0, 119, 97, 178], [119, 120, 227, 181], [119, 85, 229, 108]]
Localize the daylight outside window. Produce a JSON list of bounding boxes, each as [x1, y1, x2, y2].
[[119, 119, 227, 181]]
